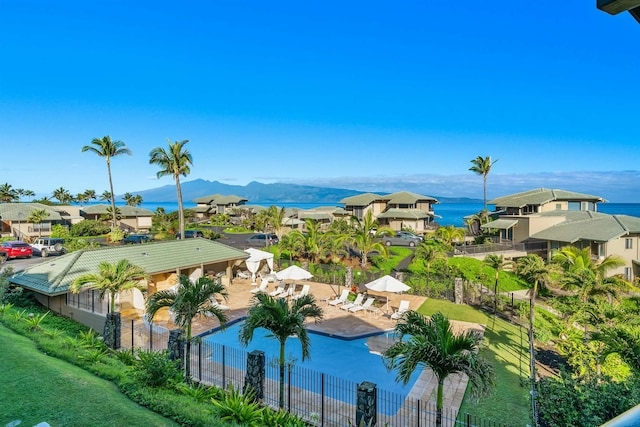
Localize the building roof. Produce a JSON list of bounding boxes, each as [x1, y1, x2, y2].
[[383, 191, 438, 205], [9, 239, 249, 296], [81, 204, 154, 216], [0, 203, 64, 221], [488, 188, 606, 208], [480, 219, 519, 230], [192, 194, 248, 205], [377, 208, 432, 220], [193, 194, 223, 204], [339, 193, 384, 206], [529, 211, 640, 243]]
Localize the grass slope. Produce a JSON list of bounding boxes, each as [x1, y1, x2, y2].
[[416, 299, 532, 426], [0, 324, 176, 427]]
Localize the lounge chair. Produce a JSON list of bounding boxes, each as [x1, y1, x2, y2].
[[251, 279, 269, 294], [292, 284, 310, 301], [341, 293, 364, 311], [349, 297, 375, 313], [391, 300, 410, 320], [236, 270, 250, 280], [278, 285, 295, 299], [209, 299, 230, 311], [269, 282, 286, 297], [329, 289, 350, 306]]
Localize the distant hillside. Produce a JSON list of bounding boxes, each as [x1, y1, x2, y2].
[[129, 179, 481, 204]]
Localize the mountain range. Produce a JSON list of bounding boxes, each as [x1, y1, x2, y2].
[[130, 179, 481, 204]]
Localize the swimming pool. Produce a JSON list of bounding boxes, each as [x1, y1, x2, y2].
[[203, 321, 422, 397]]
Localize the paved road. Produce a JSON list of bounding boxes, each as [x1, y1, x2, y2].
[[1, 255, 46, 273]]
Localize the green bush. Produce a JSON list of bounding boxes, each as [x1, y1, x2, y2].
[[50, 224, 71, 239], [133, 349, 184, 387], [211, 385, 264, 426], [70, 220, 110, 237]]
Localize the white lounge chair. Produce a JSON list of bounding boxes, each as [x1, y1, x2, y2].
[[329, 289, 350, 306], [278, 285, 295, 299], [269, 282, 286, 297], [209, 299, 230, 311], [349, 297, 375, 313], [292, 284, 310, 301], [236, 270, 250, 280], [391, 300, 410, 320], [341, 293, 364, 311], [251, 279, 269, 294]]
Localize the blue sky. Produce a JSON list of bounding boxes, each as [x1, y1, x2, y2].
[[1, 1, 639, 202]]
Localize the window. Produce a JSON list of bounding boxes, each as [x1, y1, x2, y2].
[[626, 238, 633, 249], [625, 267, 632, 281], [568, 201, 580, 211], [598, 244, 605, 258]]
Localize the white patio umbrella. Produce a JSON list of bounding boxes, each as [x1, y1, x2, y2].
[[275, 265, 313, 282], [365, 275, 410, 314]]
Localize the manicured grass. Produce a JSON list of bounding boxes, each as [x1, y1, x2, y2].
[[0, 323, 177, 427], [416, 298, 532, 426]]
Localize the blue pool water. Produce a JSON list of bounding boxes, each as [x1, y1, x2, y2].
[[203, 322, 422, 397]]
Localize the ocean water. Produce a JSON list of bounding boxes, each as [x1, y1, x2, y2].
[[119, 201, 640, 228]]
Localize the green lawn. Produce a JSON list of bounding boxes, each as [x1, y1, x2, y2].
[[0, 324, 177, 427], [416, 298, 532, 426]]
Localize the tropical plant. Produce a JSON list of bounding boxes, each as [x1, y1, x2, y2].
[[75, 192, 89, 206], [483, 254, 514, 314], [23, 311, 49, 331], [279, 233, 304, 263], [469, 155, 498, 214], [239, 293, 324, 408], [99, 190, 112, 202], [288, 219, 327, 263], [0, 182, 19, 202], [133, 349, 183, 387], [83, 189, 97, 202], [70, 259, 147, 349], [415, 243, 447, 286], [351, 210, 393, 267], [123, 192, 143, 207], [82, 136, 132, 229], [51, 187, 72, 204], [149, 139, 192, 240], [146, 275, 227, 382], [383, 311, 495, 427], [211, 385, 265, 426], [27, 208, 50, 237], [435, 225, 464, 247]]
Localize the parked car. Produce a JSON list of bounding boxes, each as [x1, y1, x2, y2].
[[246, 233, 279, 246], [0, 241, 33, 259], [122, 234, 152, 244], [175, 230, 205, 239], [381, 231, 423, 247], [30, 238, 66, 257]]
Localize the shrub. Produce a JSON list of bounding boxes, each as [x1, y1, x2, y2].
[[50, 224, 71, 239], [109, 228, 125, 243], [133, 349, 183, 387], [211, 385, 264, 426], [70, 220, 110, 237]]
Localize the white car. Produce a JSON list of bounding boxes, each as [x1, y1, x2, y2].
[[30, 238, 66, 257]]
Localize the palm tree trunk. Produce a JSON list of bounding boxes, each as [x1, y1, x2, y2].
[[436, 378, 444, 427], [494, 275, 499, 314], [279, 341, 285, 409], [529, 282, 538, 424], [106, 158, 118, 229], [176, 176, 185, 240], [185, 322, 192, 384]]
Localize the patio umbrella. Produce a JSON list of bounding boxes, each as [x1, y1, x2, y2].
[[275, 265, 313, 282], [364, 275, 410, 314]]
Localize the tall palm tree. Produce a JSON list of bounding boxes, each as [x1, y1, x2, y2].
[[288, 219, 327, 263], [267, 205, 287, 240], [75, 192, 89, 207], [469, 155, 498, 214], [27, 208, 50, 237], [146, 275, 228, 383], [351, 210, 393, 268], [149, 139, 192, 240], [279, 233, 304, 263], [70, 259, 148, 349], [516, 254, 556, 422], [83, 189, 97, 202], [23, 189, 35, 201], [239, 293, 323, 409], [483, 254, 514, 314], [82, 136, 132, 229], [52, 187, 72, 204], [383, 311, 494, 427], [100, 190, 112, 202], [0, 183, 19, 203]]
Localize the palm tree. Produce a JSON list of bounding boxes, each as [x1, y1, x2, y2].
[[351, 210, 393, 268], [70, 259, 148, 349], [23, 189, 35, 201], [289, 219, 327, 263], [383, 311, 495, 427], [75, 192, 89, 207], [516, 254, 557, 421], [83, 189, 97, 202], [280, 233, 304, 263], [435, 225, 465, 248], [483, 254, 514, 314], [146, 275, 228, 382], [267, 205, 287, 240], [0, 183, 19, 203], [149, 139, 192, 240], [239, 293, 324, 409], [415, 243, 447, 287], [27, 208, 50, 237], [469, 155, 498, 214], [82, 136, 132, 229], [100, 190, 112, 202], [52, 187, 73, 204]]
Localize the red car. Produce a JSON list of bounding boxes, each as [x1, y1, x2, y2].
[[0, 241, 33, 259]]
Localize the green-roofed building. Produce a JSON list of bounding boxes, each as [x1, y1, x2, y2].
[[488, 188, 606, 216], [0, 203, 88, 241], [9, 239, 249, 331], [191, 193, 249, 219], [81, 204, 155, 233], [339, 191, 438, 234]]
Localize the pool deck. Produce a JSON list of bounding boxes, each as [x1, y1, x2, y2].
[[123, 277, 485, 419]]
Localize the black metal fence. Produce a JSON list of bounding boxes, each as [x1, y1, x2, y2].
[[120, 319, 516, 427]]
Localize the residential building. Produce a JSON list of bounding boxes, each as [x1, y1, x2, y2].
[[80, 204, 154, 233], [192, 194, 248, 219]]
